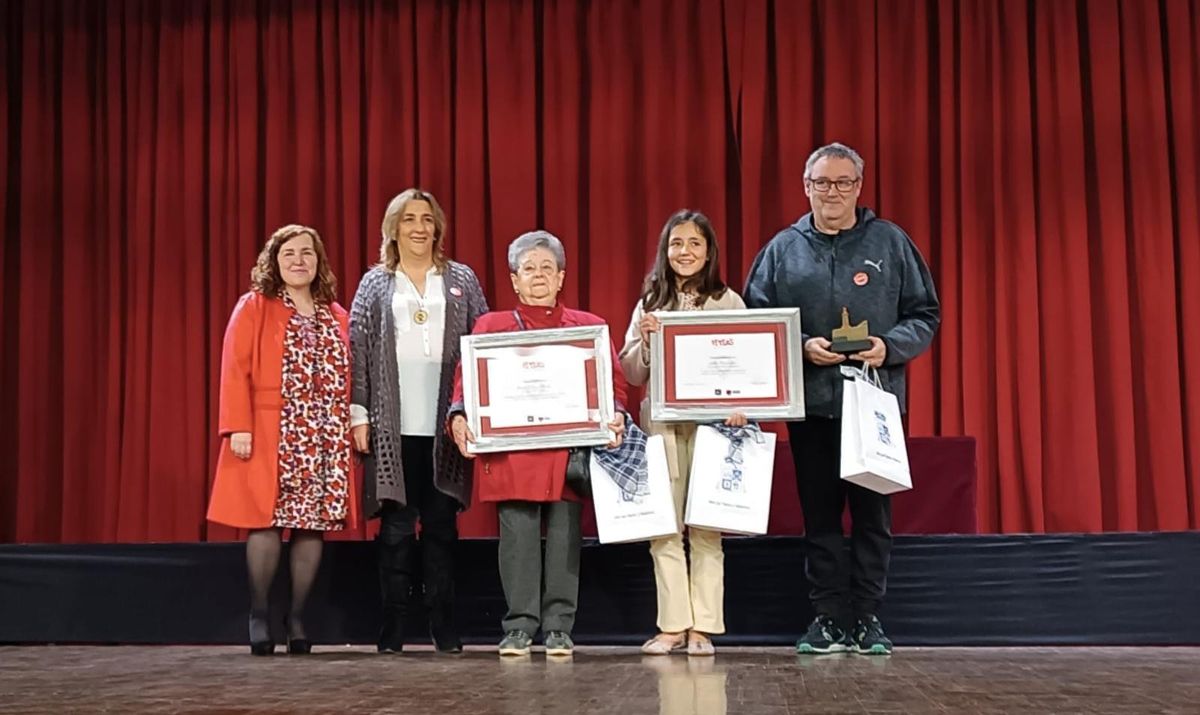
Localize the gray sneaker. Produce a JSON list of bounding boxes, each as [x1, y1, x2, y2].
[[498, 630, 533, 656], [543, 631, 574, 656]]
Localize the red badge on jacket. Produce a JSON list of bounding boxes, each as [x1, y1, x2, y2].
[[853, 271, 869, 286]]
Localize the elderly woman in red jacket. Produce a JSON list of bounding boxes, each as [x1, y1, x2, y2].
[[448, 230, 628, 658], [208, 224, 357, 656]]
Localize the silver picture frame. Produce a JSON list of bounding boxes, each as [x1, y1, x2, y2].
[[649, 307, 805, 422], [460, 324, 617, 453]]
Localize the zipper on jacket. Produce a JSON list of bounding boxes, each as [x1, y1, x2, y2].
[[830, 238, 838, 306]]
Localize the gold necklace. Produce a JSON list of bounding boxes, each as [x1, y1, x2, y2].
[[401, 268, 430, 324]]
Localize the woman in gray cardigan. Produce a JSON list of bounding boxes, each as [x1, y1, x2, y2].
[[349, 188, 488, 654]]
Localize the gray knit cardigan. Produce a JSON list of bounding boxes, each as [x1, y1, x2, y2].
[[349, 261, 488, 516]]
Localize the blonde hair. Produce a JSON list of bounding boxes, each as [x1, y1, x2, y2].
[[379, 188, 448, 272]]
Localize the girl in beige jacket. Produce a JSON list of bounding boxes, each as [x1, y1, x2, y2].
[[619, 210, 747, 656]]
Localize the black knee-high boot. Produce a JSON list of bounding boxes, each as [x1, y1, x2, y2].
[[421, 530, 461, 653], [377, 533, 415, 653]]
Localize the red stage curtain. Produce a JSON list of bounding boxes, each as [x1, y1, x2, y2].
[[1, 0, 1197, 542]]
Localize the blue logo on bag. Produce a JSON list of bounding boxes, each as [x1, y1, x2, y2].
[[874, 410, 892, 446], [714, 424, 764, 494], [721, 452, 745, 493], [720, 467, 743, 493]]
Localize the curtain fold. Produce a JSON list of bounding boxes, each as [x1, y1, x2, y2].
[[1, 0, 1197, 542]]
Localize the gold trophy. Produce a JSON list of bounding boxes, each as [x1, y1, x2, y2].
[[830, 307, 871, 354]]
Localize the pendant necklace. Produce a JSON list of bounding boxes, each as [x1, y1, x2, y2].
[[403, 268, 429, 324]]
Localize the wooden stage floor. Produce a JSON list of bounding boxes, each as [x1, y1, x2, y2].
[[1, 645, 1196, 714]]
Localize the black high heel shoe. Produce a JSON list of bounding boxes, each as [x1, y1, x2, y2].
[[251, 639, 276, 656], [287, 638, 312, 655], [249, 612, 275, 656], [284, 615, 313, 655]]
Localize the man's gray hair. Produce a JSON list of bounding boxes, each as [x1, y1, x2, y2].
[[507, 230, 567, 272], [804, 142, 865, 180]]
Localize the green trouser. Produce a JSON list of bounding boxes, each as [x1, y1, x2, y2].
[[497, 500, 583, 636]]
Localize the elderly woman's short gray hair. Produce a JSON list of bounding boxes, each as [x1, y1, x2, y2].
[[507, 230, 567, 273], [804, 142, 865, 180]]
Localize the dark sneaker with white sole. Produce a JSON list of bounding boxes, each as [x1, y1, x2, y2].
[[796, 615, 851, 654], [543, 631, 575, 656], [498, 630, 533, 656], [852, 615, 893, 655]]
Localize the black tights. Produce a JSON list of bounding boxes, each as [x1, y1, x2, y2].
[[246, 528, 324, 641]]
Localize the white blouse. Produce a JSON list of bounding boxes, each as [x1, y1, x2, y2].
[[350, 267, 445, 436]]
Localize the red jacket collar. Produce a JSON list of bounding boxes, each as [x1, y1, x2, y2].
[[514, 301, 566, 329]]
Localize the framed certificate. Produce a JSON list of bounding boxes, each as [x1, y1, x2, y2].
[[649, 308, 805, 422], [460, 325, 617, 453]]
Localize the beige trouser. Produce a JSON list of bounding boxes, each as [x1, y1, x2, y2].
[[654, 658, 728, 715], [648, 422, 725, 634]]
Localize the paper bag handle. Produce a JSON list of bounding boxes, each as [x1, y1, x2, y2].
[[858, 363, 883, 388]]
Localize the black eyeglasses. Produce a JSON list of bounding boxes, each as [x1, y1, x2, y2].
[[806, 177, 860, 193]]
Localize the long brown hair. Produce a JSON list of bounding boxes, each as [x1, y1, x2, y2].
[[379, 188, 449, 272], [250, 224, 338, 304], [640, 210, 728, 312]]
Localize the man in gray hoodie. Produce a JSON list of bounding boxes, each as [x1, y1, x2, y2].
[[744, 142, 940, 655]]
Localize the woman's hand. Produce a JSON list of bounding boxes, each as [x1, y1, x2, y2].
[[229, 432, 252, 460], [605, 414, 626, 449], [724, 412, 749, 428], [638, 313, 662, 346], [351, 424, 370, 453], [450, 414, 477, 459]]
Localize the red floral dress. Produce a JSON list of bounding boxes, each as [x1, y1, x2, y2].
[[272, 295, 351, 530]]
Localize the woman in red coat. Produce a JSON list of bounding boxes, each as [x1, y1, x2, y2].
[[448, 230, 628, 657], [208, 224, 358, 656]]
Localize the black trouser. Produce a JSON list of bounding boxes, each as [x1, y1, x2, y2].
[[377, 436, 460, 630], [787, 417, 892, 624]]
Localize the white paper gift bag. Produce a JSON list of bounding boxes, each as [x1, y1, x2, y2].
[[592, 434, 680, 544], [683, 425, 776, 535], [839, 366, 912, 494]]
